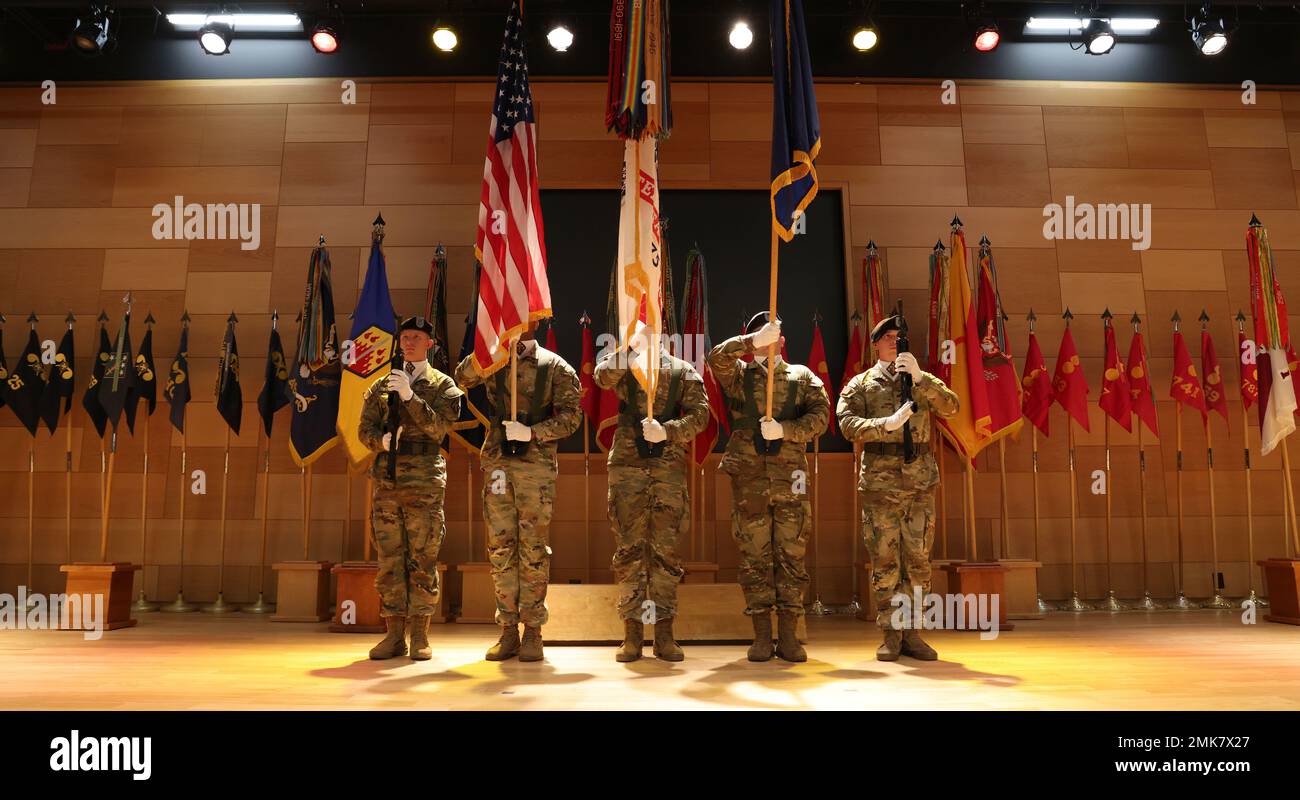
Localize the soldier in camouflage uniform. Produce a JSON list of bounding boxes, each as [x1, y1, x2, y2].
[[837, 315, 958, 662], [708, 313, 829, 662], [593, 338, 709, 662], [455, 328, 581, 663], [359, 317, 463, 661]]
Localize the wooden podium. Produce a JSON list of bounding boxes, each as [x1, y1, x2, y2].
[[1258, 558, 1300, 625], [271, 561, 333, 622], [60, 562, 141, 631], [328, 562, 450, 632], [942, 561, 1012, 631], [455, 562, 496, 623], [999, 559, 1045, 620]]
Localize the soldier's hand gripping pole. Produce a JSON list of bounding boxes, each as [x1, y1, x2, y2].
[[896, 300, 917, 463], [387, 347, 403, 481]]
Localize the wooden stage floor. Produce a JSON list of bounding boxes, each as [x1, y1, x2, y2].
[[2, 612, 1297, 711]]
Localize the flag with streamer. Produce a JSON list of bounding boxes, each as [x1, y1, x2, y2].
[[605, 0, 673, 142], [862, 242, 887, 337], [974, 237, 1022, 442], [289, 244, 342, 466], [934, 225, 994, 458], [614, 135, 663, 394], [1248, 219, 1297, 455], [769, 0, 820, 242]]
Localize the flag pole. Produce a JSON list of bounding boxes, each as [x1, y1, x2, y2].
[[998, 438, 1009, 558], [1061, 308, 1091, 612], [343, 462, 352, 564], [247, 426, 274, 614], [21, 314, 35, 595], [1027, 310, 1052, 612], [764, 227, 779, 418], [1171, 311, 1193, 610], [163, 309, 197, 612], [204, 426, 239, 613], [1200, 310, 1231, 609], [848, 443, 862, 615], [302, 464, 312, 560], [937, 422, 947, 559], [810, 434, 829, 614], [132, 381, 158, 613], [63, 312, 75, 566], [1130, 313, 1160, 611], [465, 455, 474, 561], [1101, 309, 1125, 612], [583, 415, 592, 581], [1236, 311, 1263, 608]]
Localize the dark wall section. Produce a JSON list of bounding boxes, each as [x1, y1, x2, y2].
[[541, 187, 850, 454]]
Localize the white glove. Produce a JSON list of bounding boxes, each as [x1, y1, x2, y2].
[[760, 417, 784, 441], [387, 369, 414, 402], [893, 351, 922, 380], [750, 321, 782, 350], [504, 420, 532, 442], [380, 426, 404, 450], [883, 403, 915, 433], [642, 418, 668, 443]]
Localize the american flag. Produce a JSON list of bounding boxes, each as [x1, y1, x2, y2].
[[473, 0, 550, 374]]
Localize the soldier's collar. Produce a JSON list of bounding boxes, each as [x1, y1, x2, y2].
[[873, 359, 898, 381], [404, 359, 430, 381], [751, 355, 785, 373]]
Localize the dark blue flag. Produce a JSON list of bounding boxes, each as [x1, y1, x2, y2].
[[215, 315, 242, 435], [769, 0, 820, 242], [8, 328, 46, 436], [39, 323, 74, 435], [98, 312, 138, 433], [124, 320, 157, 434], [289, 244, 341, 466], [82, 321, 111, 438], [165, 322, 191, 434], [257, 325, 290, 437]]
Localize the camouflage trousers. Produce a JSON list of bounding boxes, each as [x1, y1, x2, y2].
[[861, 485, 935, 629], [371, 454, 447, 618], [608, 461, 688, 622], [481, 459, 555, 627], [728, 472, 810, 616]]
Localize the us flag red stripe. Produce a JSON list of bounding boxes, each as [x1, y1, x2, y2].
[[473, 0, 551, 374]]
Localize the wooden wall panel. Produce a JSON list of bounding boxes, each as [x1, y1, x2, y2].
[[3, 76, 1300, 608]]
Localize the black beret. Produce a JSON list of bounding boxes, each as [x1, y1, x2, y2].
[[869, 315, 900, 342], [399, 316, 434, 336], [744, 310, 782, 335]]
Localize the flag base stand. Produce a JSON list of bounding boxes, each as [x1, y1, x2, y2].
[[270, 561, 333, 622], [160, 591, 198, 613], [1131, 592, 1164, 611], [997, 559, 1045, 619], [201, 592, 241, 614], [1257, 559, 1300, 625], [454, 562, 496, 623], [807, 597, 833, 616], [539, 583, 806, 644], [1099, 590, 1129, 613], [1036, 595, 1058, 613], [59, 562, 141, 631], [329, 562, 385, 633], [1244, 589, 1269, 609], [1059, 593, 1093, 613], [1203, 593, 1235, 610], [682, 562, 719, 584], [941, 562, 1013, 631], [131, 590, 159, 614], [244, 592, 275, 615], [1169, 592, 1197, 611], [852, 561, 879, 622]]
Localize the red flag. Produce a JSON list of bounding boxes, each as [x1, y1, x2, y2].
[[840, 315, 864, 394], [1052, 326, 1090, 432], [579, 316, 598, 423], [1099, 320, 1132, 432], [974, 238, 1022, 440], [1170, 329, 1207, 423], [545, 319, 558, 354], [1201, 329, 1228, 424], [1021, 330, 1053, 436], [680, 247, 726, 464], [807, 320, 836, 436], [1126, 327, 1160, 438], [1237, 327, 1259, 411]]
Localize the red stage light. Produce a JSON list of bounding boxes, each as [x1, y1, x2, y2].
[[311, 27, 339, 54], [974, 26, 1000, 52]]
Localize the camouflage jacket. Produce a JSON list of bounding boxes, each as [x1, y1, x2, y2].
[[454, 344, 582, 470], [837, 361, 959, 492], [708, 333, 829, 475], [359, 363, 463, 474], [592, 349, 710, 468]]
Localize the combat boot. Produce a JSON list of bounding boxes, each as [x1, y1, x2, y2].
[[369, 616, 407, 660], [408, 615, 432, 661], [652, 617, 684, 662], [775, 612, 807, 662], [747, 613, 773, 662], [615, 619, 644, 662], [519, 625, 544, 662], [901, 629, 938, 661], [485, 624, 520, 661], [875, 628, 902, 662]]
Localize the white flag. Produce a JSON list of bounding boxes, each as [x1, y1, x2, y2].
[[615, 136, 663, 395], [1260, 347, 1297, 456]]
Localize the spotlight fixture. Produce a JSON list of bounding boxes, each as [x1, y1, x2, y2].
[[1190, 11, 1228, 56], [71, 4, 112, 55], [1081, 18, 1115, 55], [973, 22, 1000, 52], [432, 25, 458, 52], [852, 25, 878, 51], [310, 21, 339, 54], [547, 24, 574, 52], [199, 19, 234, 55], [729, 21, 753, 50]]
